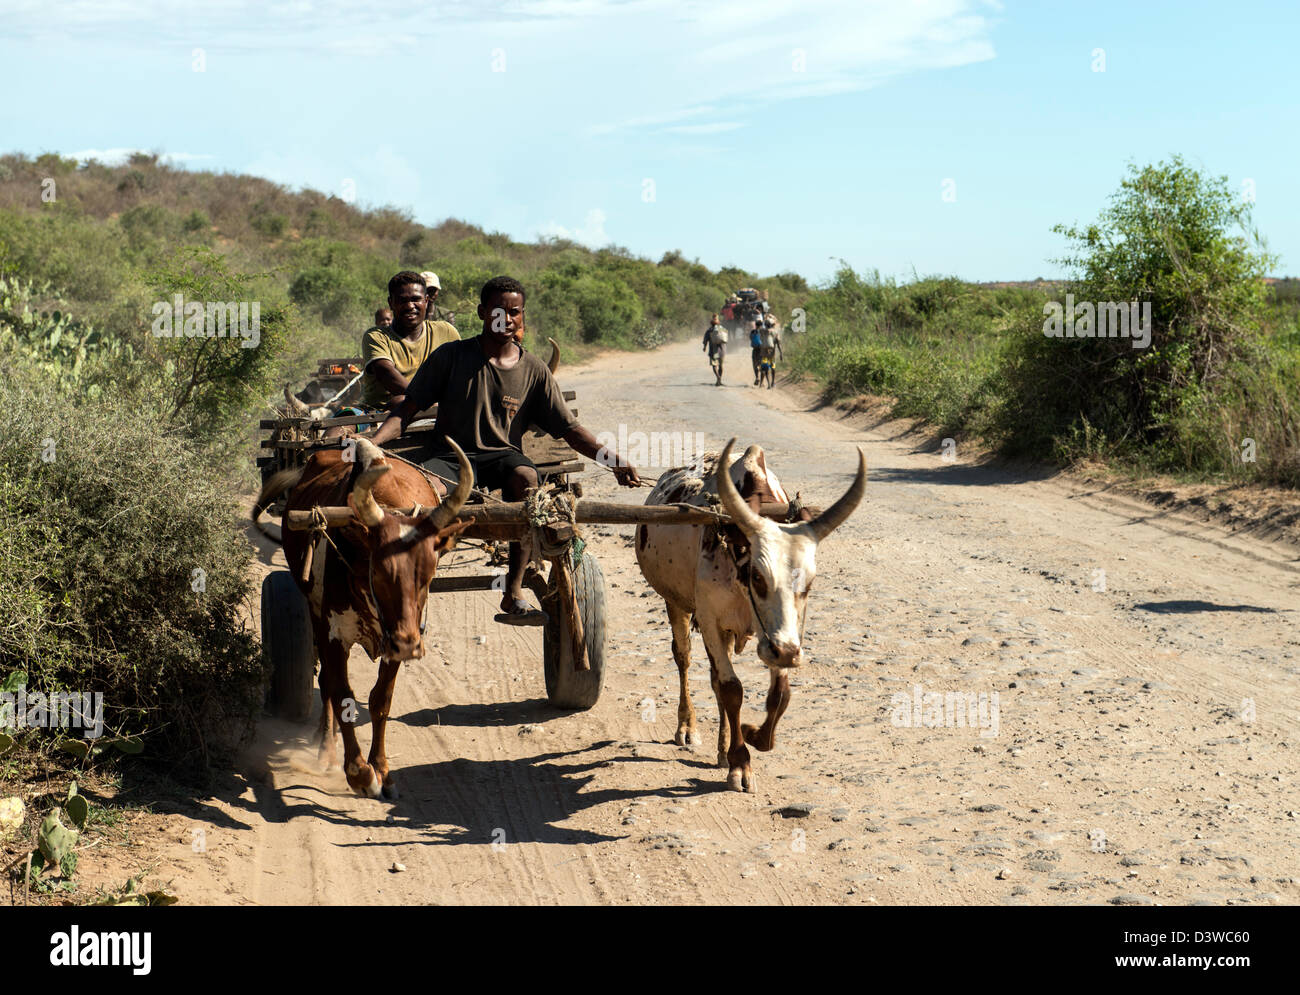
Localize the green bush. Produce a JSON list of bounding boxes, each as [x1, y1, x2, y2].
[[251, 211, 288, 238], [144, 247, 290, 448], [826, 342, 909, 395], [0, 355, 265, 766], [992, 156, 1293, 480]]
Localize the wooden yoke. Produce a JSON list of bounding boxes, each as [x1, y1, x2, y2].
[[284, 500, 794, 533]]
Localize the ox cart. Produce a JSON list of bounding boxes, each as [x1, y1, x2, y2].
[[257, 356, 791, 719]]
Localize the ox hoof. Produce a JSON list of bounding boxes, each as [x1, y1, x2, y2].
[[382, 779, 400, 801], [727, 767, 755, 793], [348, 765, 384, 798], [716, 751, 729, 770], [675, 727, 698, 749]]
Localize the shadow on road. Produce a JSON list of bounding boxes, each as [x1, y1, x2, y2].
[[1133, 600, 1278, 614], [141, 710, 717, 850], [865, 462, 1058, 488], [403, 698, 552, 728]]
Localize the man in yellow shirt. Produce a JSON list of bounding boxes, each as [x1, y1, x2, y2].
[[361, 270, 460, 409]]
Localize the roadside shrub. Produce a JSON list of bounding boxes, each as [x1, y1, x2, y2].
[[144, 247, 290, 450], [0, 356, 265, 766], [826, 342, 909, 396], [992, 156, 1296, 481]]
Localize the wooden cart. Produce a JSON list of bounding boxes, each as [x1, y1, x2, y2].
[[258, 372, 606, 712]]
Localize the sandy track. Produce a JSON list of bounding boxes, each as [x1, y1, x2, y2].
[[166, 338, 1299, 906]]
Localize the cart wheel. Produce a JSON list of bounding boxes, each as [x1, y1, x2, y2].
[[543, 551, 606, 709], [261, 570, 316, 722]]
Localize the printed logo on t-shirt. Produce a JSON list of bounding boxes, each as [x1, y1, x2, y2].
[[501, 393, 521, 421]]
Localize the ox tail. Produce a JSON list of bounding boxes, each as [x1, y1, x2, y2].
[[251, 467, 305, 543]]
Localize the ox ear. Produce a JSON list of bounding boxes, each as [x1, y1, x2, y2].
[[785, 491, 819, 524], [716, 439, 765, 536], [432, 517, 475, 554]]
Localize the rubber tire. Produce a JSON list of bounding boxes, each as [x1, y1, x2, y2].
[[543, 552, 607, 710], [261, 570, 316, 722]]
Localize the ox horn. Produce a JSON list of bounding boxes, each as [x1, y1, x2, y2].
[[807, 447, 868, 542], [283, 386, 311, 416], [422, 437, 474, 531], [715, 438, 765, 537], [350, 438, 390, 527], [547, 337, 561, 374]]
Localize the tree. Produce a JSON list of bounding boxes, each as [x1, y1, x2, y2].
[[996, 156, 1277, 465]]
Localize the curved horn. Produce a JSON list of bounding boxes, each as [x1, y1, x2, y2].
[[714, 438, 765, 537], [424, 437, 474, 531], [547, 337, 561, 374], [351, 463, 390, 527], [283, 386, 310, 416], [807, 447, 867, 542]]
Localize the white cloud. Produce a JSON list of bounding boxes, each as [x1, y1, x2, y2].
[[580, 0, 999, 132], [22, 1, 999, 151], [662, 122, 744, 135], [537, 208, 609, 247]]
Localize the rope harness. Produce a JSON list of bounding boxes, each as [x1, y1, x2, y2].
[[521, 488, 585, 569]]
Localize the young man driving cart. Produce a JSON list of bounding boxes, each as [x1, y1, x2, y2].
[[369, 275, 641, 625]]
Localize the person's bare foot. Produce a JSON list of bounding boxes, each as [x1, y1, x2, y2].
[[494, 595, 547, 626]]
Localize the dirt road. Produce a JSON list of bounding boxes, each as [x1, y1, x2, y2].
[[164, 338, 1299, 906]]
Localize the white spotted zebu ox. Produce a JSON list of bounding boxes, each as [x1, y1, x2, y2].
[[254, 438, 474, 798], [634, 439, 866, 792]]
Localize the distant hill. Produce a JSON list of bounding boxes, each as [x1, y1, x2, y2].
[[0, 151, 810, 377]]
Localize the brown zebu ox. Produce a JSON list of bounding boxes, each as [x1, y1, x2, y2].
[[255, 438, 473, 797], [635, 439, 866, 792]]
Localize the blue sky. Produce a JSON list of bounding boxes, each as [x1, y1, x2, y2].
[[2, 0, 1296, 283]]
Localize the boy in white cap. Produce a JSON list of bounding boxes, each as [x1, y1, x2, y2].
[[420, 270, 457, 326]]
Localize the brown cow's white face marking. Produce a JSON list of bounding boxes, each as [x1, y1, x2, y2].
[[365, 517, 434, 662], [745, 522, 817, 668]]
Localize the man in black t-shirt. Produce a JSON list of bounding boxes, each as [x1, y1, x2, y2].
[[371, 276, 641, 625]]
